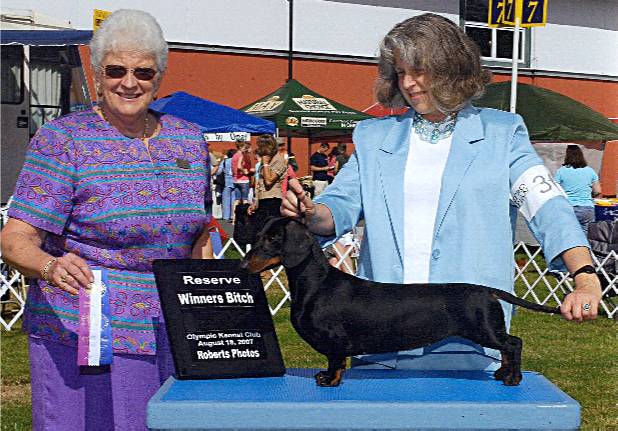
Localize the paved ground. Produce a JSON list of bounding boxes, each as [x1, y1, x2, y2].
[[215, 218, 234, 237]]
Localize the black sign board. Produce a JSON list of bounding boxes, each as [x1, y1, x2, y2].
[[153, 259, 285, 380]]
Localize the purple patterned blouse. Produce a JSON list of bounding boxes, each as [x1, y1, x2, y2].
[[9, 109, 211, 355]]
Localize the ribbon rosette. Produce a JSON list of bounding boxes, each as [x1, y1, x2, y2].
[[78, 269, 113, 366]]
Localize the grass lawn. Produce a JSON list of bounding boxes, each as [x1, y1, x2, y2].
[[2, 304, 616, 430]]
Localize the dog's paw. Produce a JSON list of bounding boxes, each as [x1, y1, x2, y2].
[[494, 367, 507, 381], [502, 371, 523, 386], [314, 370, 342, 387]]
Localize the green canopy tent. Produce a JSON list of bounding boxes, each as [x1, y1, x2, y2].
[[241, 79, 372, 140], [475, 82, 618, 142]]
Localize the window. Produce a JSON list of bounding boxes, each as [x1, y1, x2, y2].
[[1, 46, 24, 104], [28, 46, 90, 134], [461, 0, 527, 64]]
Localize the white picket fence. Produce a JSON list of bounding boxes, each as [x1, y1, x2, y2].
[[1, 200, 617, 330]]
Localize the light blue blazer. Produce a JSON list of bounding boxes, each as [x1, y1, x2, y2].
[[315, 105, 588, 370]]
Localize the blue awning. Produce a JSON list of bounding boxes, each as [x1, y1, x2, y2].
[[150, 91, 275, 135], [0, 30, 93, 46]]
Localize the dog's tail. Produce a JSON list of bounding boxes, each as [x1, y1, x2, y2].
[[489, 288, 560, 314]]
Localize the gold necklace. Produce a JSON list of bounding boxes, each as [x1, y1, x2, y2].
[[99, 106, 149, 141]]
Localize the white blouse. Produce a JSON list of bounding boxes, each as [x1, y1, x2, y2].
[[403, 128, 453, 283]]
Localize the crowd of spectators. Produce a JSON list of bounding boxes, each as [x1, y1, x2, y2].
[[210, 138, 355, 270], [212, 138, 349, 223]]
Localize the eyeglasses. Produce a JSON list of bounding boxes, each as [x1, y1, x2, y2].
[[103, 65, 158, 81]]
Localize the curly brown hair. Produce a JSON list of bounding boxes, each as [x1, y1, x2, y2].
[[256, 135, 278, 158], [375, 13, 491, 113]]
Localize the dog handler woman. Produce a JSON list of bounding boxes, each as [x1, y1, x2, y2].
[[1, 10, 213, 430], [282, 13, 602, 370]]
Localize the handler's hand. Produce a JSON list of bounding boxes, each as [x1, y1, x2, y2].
[[47, 253, 93, 295], [281, 178, 315, 218], [560, 274, 602, 322]]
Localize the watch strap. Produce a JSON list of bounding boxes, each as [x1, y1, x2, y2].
[[571, 264, 596, 278]]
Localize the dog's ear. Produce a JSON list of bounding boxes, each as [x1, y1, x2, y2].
[[281, 220, 314, 268]]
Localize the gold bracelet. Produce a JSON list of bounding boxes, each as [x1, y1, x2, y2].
[[41, 258, 57, 282]]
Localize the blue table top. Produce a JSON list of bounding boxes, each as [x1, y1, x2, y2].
[[148, 369, 579, 430], [162, 368, 570, 403]]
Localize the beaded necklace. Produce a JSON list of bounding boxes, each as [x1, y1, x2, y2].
[[412, 111, 456, 145]]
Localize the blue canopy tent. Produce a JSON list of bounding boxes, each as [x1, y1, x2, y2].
[[150, 91, 275, 138], [0, 30, 93, 46]]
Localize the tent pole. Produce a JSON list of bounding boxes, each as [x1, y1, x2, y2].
[[287, 0, 294, 81], [307, 132, 312, 177]]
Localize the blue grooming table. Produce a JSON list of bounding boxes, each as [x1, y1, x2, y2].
[[147, 368, 579, 430]]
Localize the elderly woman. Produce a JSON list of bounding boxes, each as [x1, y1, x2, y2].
[[282, 14, 602, 371], [1, 9, 212, 430]]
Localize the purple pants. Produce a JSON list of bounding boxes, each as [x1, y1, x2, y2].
[[29, 328, 174, 431]]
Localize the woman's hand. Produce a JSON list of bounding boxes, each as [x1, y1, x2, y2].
[[560, 247, 603, 322], [45, 253, 94, 295], [1, 218, 92, 296], [560, 273, 602, 322], [281, 178, 315, 218], [280, 181, 335, 235], [247, 203, 258, 215]]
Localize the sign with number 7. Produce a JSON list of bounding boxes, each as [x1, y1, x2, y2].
[[489, 0, 548, 28]]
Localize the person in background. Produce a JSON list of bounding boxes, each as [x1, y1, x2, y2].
[[555, 145, 602, 235], [327, 146, 340, 184], [335, 143, 350, 174], [232, 141, 253, 219], [277, 138, 289, 162], [276, 138, 298, 193], [282, 13, 601, 372], [249, 135, 288, 236], [210, 152, 224, 218], [276, 140, 297, 196], [288, 151, 299, 172], [0, 9, 213, 430], [310, 142, 332, 196], [215, 148, 237, 222]]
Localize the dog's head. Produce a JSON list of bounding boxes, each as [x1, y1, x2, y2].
[[240, 217, 315, 273]]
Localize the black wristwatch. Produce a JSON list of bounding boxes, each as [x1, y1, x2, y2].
[[571, 265, 596, 278]]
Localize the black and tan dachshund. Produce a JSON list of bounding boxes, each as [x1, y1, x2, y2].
[[241, 217, 560, 387]]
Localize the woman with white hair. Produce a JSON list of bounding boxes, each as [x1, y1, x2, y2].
[[1, 9, 212, 430]]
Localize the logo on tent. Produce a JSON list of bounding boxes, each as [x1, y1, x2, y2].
[[285, 117, 299, 126], [246, 96, 284, 113], [293, 96, 337, 111], [301, 117, 327, 127]]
